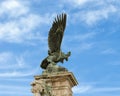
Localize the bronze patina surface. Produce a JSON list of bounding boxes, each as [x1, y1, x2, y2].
[[40, 13, 71, 73]]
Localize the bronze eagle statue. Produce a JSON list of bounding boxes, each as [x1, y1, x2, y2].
[[40, 13, 71, 70]]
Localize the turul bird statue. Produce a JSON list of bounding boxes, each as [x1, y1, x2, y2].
[[40, 13, 71, 73]]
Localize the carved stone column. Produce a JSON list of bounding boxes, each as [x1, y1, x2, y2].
[[31, 72, 78, 96]]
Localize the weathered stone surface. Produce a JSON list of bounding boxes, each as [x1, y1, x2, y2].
[[31, 72, 78, 96]]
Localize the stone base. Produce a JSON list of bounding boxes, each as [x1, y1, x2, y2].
[[31, 72, 78, 96]]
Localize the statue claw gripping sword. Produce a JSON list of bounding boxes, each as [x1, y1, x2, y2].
[[40, 13, 71, 71]]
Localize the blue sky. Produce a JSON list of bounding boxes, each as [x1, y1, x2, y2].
[[0, 0, 120, 96]]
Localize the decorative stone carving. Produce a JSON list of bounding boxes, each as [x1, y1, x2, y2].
[[31, 72, 78, 96]]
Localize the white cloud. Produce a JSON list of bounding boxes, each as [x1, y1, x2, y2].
[[0, 78, 32, 81], [73, 85, 92, 94], [79, 43, 94, 51], [81, 5, 117, 25], [64, 0, 119, 8], [0, 69, 37, 77], [0, 0, 29, 17], [73, 84, 120, 95], [16, 55, 26, 67], [92, 87, 120, 92], [0, 52, 12, 64], [0, 0, 54, 44], [68, 0, 118, 26], [101, 48, 116, 54], [0, 90, 31, 95], [63, 32, 95, 53], [68, 42, 94, 54], [75, 0, 91, 5], [0, 85, 30, 95], [0, 52, 14, 66], [63, 0, 94, 6], [0, 52, 39, 77], [0, 14, 42, 43], [66, 32, 96, 42], [0, 52, 27, 69]]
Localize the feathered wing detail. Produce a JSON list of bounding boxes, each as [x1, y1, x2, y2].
[[40, 13, 69, 69], [48, 13, 67, 53]]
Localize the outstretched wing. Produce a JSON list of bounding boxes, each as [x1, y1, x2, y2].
[[48, 13, 67, 53]]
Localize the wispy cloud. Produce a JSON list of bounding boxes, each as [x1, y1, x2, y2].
[[0, 85, 31, 95], [81, 5, 117, 25], [91, 87, 120, 92], [73, 85, 120, 95], [73, 85, 92, 94], [0, 78, 32, 81], [0, 52, 27, 69], [0, 0, 29, 17], [0, 69, 38, 77], [63, 0, 94, 6], [0, 52, 39, 77], [0, 14, 41, 43], [65, 32, 96, 42], [78, 43, 94, 51], [101, 48, 116, 55], [67, 0, 118, 26], [0, 52, 13, 64], [63, 32, 95, 53], [0, 0, 54, 44], [66, 42, 94, 54]]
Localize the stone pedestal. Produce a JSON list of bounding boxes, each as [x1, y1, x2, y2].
[[31, 72, 78, 96]]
